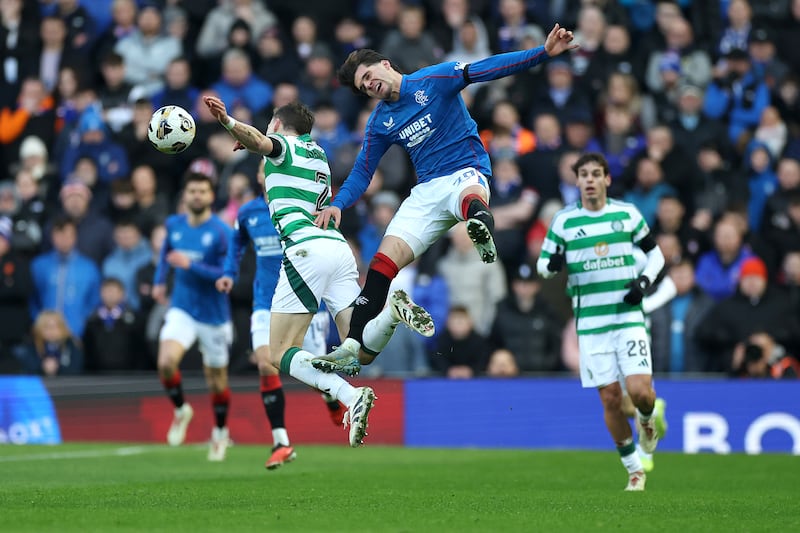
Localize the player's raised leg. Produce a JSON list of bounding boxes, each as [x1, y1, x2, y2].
[[312, 289, 434, 375], [157, 310, 196, 446], [460, 186, 497, 264]]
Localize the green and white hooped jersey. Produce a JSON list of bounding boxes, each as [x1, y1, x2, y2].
[[540, 199, 650, 336], [263, 133, 344, 248]]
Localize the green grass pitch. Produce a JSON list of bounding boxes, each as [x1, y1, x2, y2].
[[1, 443, 797, 532]]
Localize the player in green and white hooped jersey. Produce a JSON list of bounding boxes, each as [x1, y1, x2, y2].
[[536, 152, 666, 491], [204, 95, 432, 448]]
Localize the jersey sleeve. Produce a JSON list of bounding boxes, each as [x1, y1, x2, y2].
[[465, 47, 549, 84], [153, 217, 174, 285], [629, 207, 651, 244], [222, 213, 249, 280], [331, 115, 391, 210], [264, 133, 289, 166], [418, 61, 470, 94]]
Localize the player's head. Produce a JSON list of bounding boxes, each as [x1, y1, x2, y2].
[[269, 101, 314, 135], [182, 173, 214, 216], [572, 152, 611, 208], [338, 49, 403, 100]]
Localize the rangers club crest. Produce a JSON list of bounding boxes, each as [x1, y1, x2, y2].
[[414, 90, 428, 106]]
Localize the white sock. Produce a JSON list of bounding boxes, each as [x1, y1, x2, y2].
[[288, 349, 358, 406], [362, 307, 397, 354], [272, 428, 289, 447], [621, 449, 644, 474], [636, 443, 652, 460]]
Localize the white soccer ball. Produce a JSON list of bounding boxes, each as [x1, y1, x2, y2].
[[148, 105, 196, 154]]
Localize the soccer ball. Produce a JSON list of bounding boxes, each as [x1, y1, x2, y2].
[[148, 105, 196, 154]]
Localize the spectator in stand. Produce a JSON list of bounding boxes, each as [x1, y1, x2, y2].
[[432, 305, 492, 378], [753, 105, 787, 160], [489, 262, 563, 373], [379, 4, 442, 74], [311, 101, 351, 170], [82, 277, 140, 372], [0, 78, 57, 173], [492, 0, 532, 53], [531, 56, 592, 126], [0, 216, 32, 372], [517, 113, 564, 204], [694, 140, 747, 219], [332, 17, 372, 67], [195, 0, 276, 60], [704, 47, 770, 149], [102, 219, 152, 310], [438, 222, 507, 337], [60, 107, 129, 185], [52, 180, 114, 266], [479, 100, 536, 158], [486, 348, 520, 377], [0, 0, 40, 107], [130, 164, 169, 236], [358, 191, 400, 267], [743, 140, 778, 232], [297, 49, 361, 129], [764, 189, 800, 266], [38, 16, 86, 94], [586, 104, 646, 181], [254, 26, 301, 87], [644, 16, 712, 96], [652, 193, 710, 264], [97, 52, 134, 134], [10, 168, 47, 258], [46, 0, 96, 55], [748, 26, 788, 91], [623, 157, 677, 227], [717, 0, 753, 58], [31, 216, 101, 339], [114, 3, 182, 98], [430, 0, 487, 57], [695, 213, 754, 302], [211, 48, 272, 117], [134, 223, 169, 366], [364, 0, 402, 50], [16, 310, 84, 376], [150, 58, 199, 122], [570, 3, 607, 82], [732, 331, 800, 379], [92, 0, 138, 70], [668, 83, 729, 158], [696, 256, 800, 373], [648, 259, 715, 373], [488, 152, 538, 269], [291, 15, 327, 64], [217, 172, 255, 227], [582, 24, 636, 103], [562, 106, 595, 153]]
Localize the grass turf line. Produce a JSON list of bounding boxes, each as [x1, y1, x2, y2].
[[1, 444, 797, 532]]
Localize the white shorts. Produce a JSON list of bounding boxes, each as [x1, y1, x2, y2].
[[385, 167, 490, 258], [251, 308, 330, 355], [272, 238, 360, 317], [578, 326, 653, 388], [159, 308, 233, 368]]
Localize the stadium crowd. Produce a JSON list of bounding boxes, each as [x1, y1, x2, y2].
[[1, 0, 800, 379]]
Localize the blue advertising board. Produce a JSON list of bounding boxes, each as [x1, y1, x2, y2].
[[0, 376, 62, 444], [404, 378, 800, 454]]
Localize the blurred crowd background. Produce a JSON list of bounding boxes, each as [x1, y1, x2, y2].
[[1, 0, 800, 380]]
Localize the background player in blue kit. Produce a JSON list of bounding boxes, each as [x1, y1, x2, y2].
[[216, 179, 345, 470], [313, 23, 579, 374], [153, 172, 235, 461]]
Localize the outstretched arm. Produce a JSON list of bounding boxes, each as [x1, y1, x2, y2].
[[465, 23, 578, 84], [204, 95, 276, 155]]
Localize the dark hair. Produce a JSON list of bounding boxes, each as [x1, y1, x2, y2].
[[572, 152, 610, 176], [101, 277, 125, 290], [52, 214, 76, 232], [102, 52, 124, 67], [337, 49, 402, 94], [273, 101, 314, 135], [182, 173, 214, 190]]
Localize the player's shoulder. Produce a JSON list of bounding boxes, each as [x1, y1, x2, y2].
[[239, 197, 268, 217], [165, 213, 186, 228], [551, 202, 582, 226], [406, 61, 462, 81], [608, 198, 644, 216], [207, 214, 234, 234]]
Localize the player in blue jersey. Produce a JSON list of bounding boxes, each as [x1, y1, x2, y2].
[[312, 23, 579, 375], [153, 172, 235, 461], [216, 186, 345, 470]]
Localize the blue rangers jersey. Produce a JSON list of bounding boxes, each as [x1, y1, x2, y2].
[[154, 214, 232, 324], [332, 46, 551, 210], [222, 197, 282, 312]]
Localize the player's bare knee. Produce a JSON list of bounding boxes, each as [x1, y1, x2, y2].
[[599, 383, 623, 411]]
